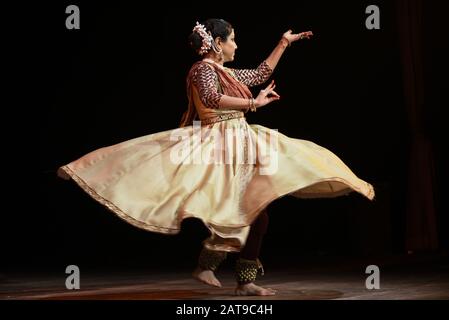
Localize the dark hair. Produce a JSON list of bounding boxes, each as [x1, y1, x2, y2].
[[188, 18, 233, 56]]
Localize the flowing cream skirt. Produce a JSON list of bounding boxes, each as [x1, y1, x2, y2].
[[58, 118, 374, 252]]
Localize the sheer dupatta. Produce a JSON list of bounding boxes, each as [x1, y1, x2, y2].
[[179, 61, 253, 128]]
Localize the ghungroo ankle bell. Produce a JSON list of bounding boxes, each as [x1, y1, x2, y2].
[[235, 258, 265, 284], [198, 247, 227, 271]]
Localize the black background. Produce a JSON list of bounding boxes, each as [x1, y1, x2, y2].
[[6, 1, 447, 274]]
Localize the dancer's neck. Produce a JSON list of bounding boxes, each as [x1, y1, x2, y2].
[[202, 58, 225, 70]]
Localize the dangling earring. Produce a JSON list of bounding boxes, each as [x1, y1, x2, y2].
[[212, 41, 223, 60]]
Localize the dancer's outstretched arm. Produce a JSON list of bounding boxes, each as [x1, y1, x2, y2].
[[265, 30, 313, 71], [229, 30, 313, 87]]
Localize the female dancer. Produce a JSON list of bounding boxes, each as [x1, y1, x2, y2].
[[58, 18, 374, 296]]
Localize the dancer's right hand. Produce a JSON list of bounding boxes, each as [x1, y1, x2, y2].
[[255, 80, 281, 109]]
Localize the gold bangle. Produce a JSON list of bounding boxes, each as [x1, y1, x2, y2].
[[280, 37, 291, 47], [250, 98, 256, 112]]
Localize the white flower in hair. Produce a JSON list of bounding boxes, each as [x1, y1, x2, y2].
[[193, 22, 213, 55]]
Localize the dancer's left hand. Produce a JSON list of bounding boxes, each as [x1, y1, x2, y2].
[[282, 30, 313, 45]]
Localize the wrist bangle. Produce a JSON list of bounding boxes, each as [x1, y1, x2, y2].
[[250, 98, 257, 112], [280, 37, 290, 47]]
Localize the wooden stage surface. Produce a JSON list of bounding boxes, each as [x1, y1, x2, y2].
[[1, 254, 448, 300]]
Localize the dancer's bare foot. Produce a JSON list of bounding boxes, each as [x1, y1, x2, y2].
[[235, 282, 277, 296], [192, 267, 222, 288]]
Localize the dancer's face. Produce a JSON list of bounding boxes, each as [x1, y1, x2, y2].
[[219, 29, 237, 62]]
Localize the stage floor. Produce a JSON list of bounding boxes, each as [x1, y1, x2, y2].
[[1, 254, 448, 300]]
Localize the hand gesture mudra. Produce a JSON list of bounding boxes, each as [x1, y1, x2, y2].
[[282, 30, 313, 46], [254, 80, 281, 109]]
